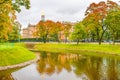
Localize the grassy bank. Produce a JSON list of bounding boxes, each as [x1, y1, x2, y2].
[[0, 43, 36, 66], [34, 43, 120, 55]]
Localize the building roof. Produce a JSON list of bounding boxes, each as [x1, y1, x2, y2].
[[28, 23, 35, 27]]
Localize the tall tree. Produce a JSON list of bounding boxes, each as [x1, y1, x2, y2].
[[83, 13, 100, 42], [0, 0, 30, 42], [83, 1, 118, 45], [36, 21, 47, 43], [70, 22, 86, 44], [8, 21, 21, 41], [50, 21, 63, 42], [105, 9, 120, 44], [36, 20, 58, 43]]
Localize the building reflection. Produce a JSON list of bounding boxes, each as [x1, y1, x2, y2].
[[37, 51, 120, 80]]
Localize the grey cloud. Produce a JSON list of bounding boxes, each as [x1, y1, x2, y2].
[[56, 7, 81, 15], [17, 0, 119, 28]]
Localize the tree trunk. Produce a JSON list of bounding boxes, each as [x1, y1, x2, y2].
[[96, 28, 101, 45], [91, 34, 95, 42], [96, 25, 107, 45], [98, 39, 102, 45], [43, 36, 47, 44], [77, 38, 79, 45]]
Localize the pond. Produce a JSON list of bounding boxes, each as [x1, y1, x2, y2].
[[1, 51, 120, 80]]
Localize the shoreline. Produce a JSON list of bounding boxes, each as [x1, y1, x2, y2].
[[34, 43, 120, 56], [0, 55, 39, 71]]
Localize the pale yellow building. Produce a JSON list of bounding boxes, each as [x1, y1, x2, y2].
[[22, 24, 36, 38]]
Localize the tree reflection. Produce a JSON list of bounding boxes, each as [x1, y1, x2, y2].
[[106, 58, 120, 80], [37, 52, 80, 75], [72, 56, 103, 80], [37, 52, 120, 80], [0, 68, 21, 80], [0, 74, 14, 80]]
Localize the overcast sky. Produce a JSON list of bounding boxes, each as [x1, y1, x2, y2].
[[16, 0, 119, 28]]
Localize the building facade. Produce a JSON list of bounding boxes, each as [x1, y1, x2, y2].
[[22, 24, 36, 38], [22, 11, 74, 42], [22, 11, 45, 39]]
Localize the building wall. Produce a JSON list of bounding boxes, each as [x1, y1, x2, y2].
[[22, 22, 74, 42], [22, 24, 36, 38]]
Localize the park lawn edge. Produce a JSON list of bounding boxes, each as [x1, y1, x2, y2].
[[0, 45, 36, 66], [34, 43, 120, 56]]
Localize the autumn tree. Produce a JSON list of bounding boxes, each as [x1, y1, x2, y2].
[[0, 0, 12, 42], [83, 13, 99, 42], [70, 22, 86, 44], [8, 21, 21, 41], [83, 1, 118, 45], [50, 21, 63, 42], [105, 8, 120, 44], [36, 20, 62, 43], [0, 0, 30, 42], [36, 21, 47, 43]]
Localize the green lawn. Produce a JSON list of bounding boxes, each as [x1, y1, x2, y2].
[[34, 43, 120, 55], [0, 43, 36, 66]]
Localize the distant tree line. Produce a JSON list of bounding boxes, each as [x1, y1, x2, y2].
[[35, 1, 120, 45], [81, 1, 120, 45], [1, 0, 120, 45], [35, 20, 72, 43]]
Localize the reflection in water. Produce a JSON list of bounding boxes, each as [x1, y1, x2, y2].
[[106, 58, 120, 80], [37, 52, 120, 80], [37, 52, 81, 75], [0, 68, 21, 80], [0, 73, 14, 80], [1, 52, 120, 80]]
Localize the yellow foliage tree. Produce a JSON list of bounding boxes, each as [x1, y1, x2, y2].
[[0, 0, 30, 42]]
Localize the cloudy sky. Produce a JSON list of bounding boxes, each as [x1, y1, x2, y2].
[[16, 0, 119, 28]]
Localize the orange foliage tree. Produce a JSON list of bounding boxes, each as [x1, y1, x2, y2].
[[36, 20, 63, 43], [83, 1, 118, 45]]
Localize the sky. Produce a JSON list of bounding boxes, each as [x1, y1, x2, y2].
[[16, 0, 119, 28]]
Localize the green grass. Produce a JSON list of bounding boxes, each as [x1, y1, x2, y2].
[[0, 44, 36, 66], [34, 43, 120, 55]]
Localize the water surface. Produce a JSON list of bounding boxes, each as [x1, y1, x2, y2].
[[1, 52, 120, 80]]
